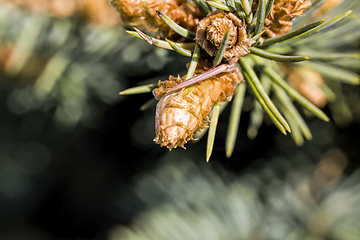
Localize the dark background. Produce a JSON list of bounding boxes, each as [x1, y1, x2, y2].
[[0, 1, 359, 239]]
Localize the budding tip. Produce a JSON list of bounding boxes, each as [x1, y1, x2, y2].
[[156, 10, 162, 16], [151, 89, 157, 98]]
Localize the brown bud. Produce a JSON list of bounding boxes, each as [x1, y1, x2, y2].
[[311, 0, 344, 18], [153, 58, 243, 150], [254, 0, 312, 38], [2, 0, 79, 18], [80, 0, 120, 26], [196, 10, 255, 60], [110, 0, 201, 39], [2, 0, 120, 25], [286, 65, 327, 108]]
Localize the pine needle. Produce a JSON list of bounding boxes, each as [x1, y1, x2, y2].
[[156, 10, 196, 39], [206, 103, 221, 162], [225, 82, 246, 158]]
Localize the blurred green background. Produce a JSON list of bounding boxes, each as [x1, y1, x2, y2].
[[0, 1, 359, 239]]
